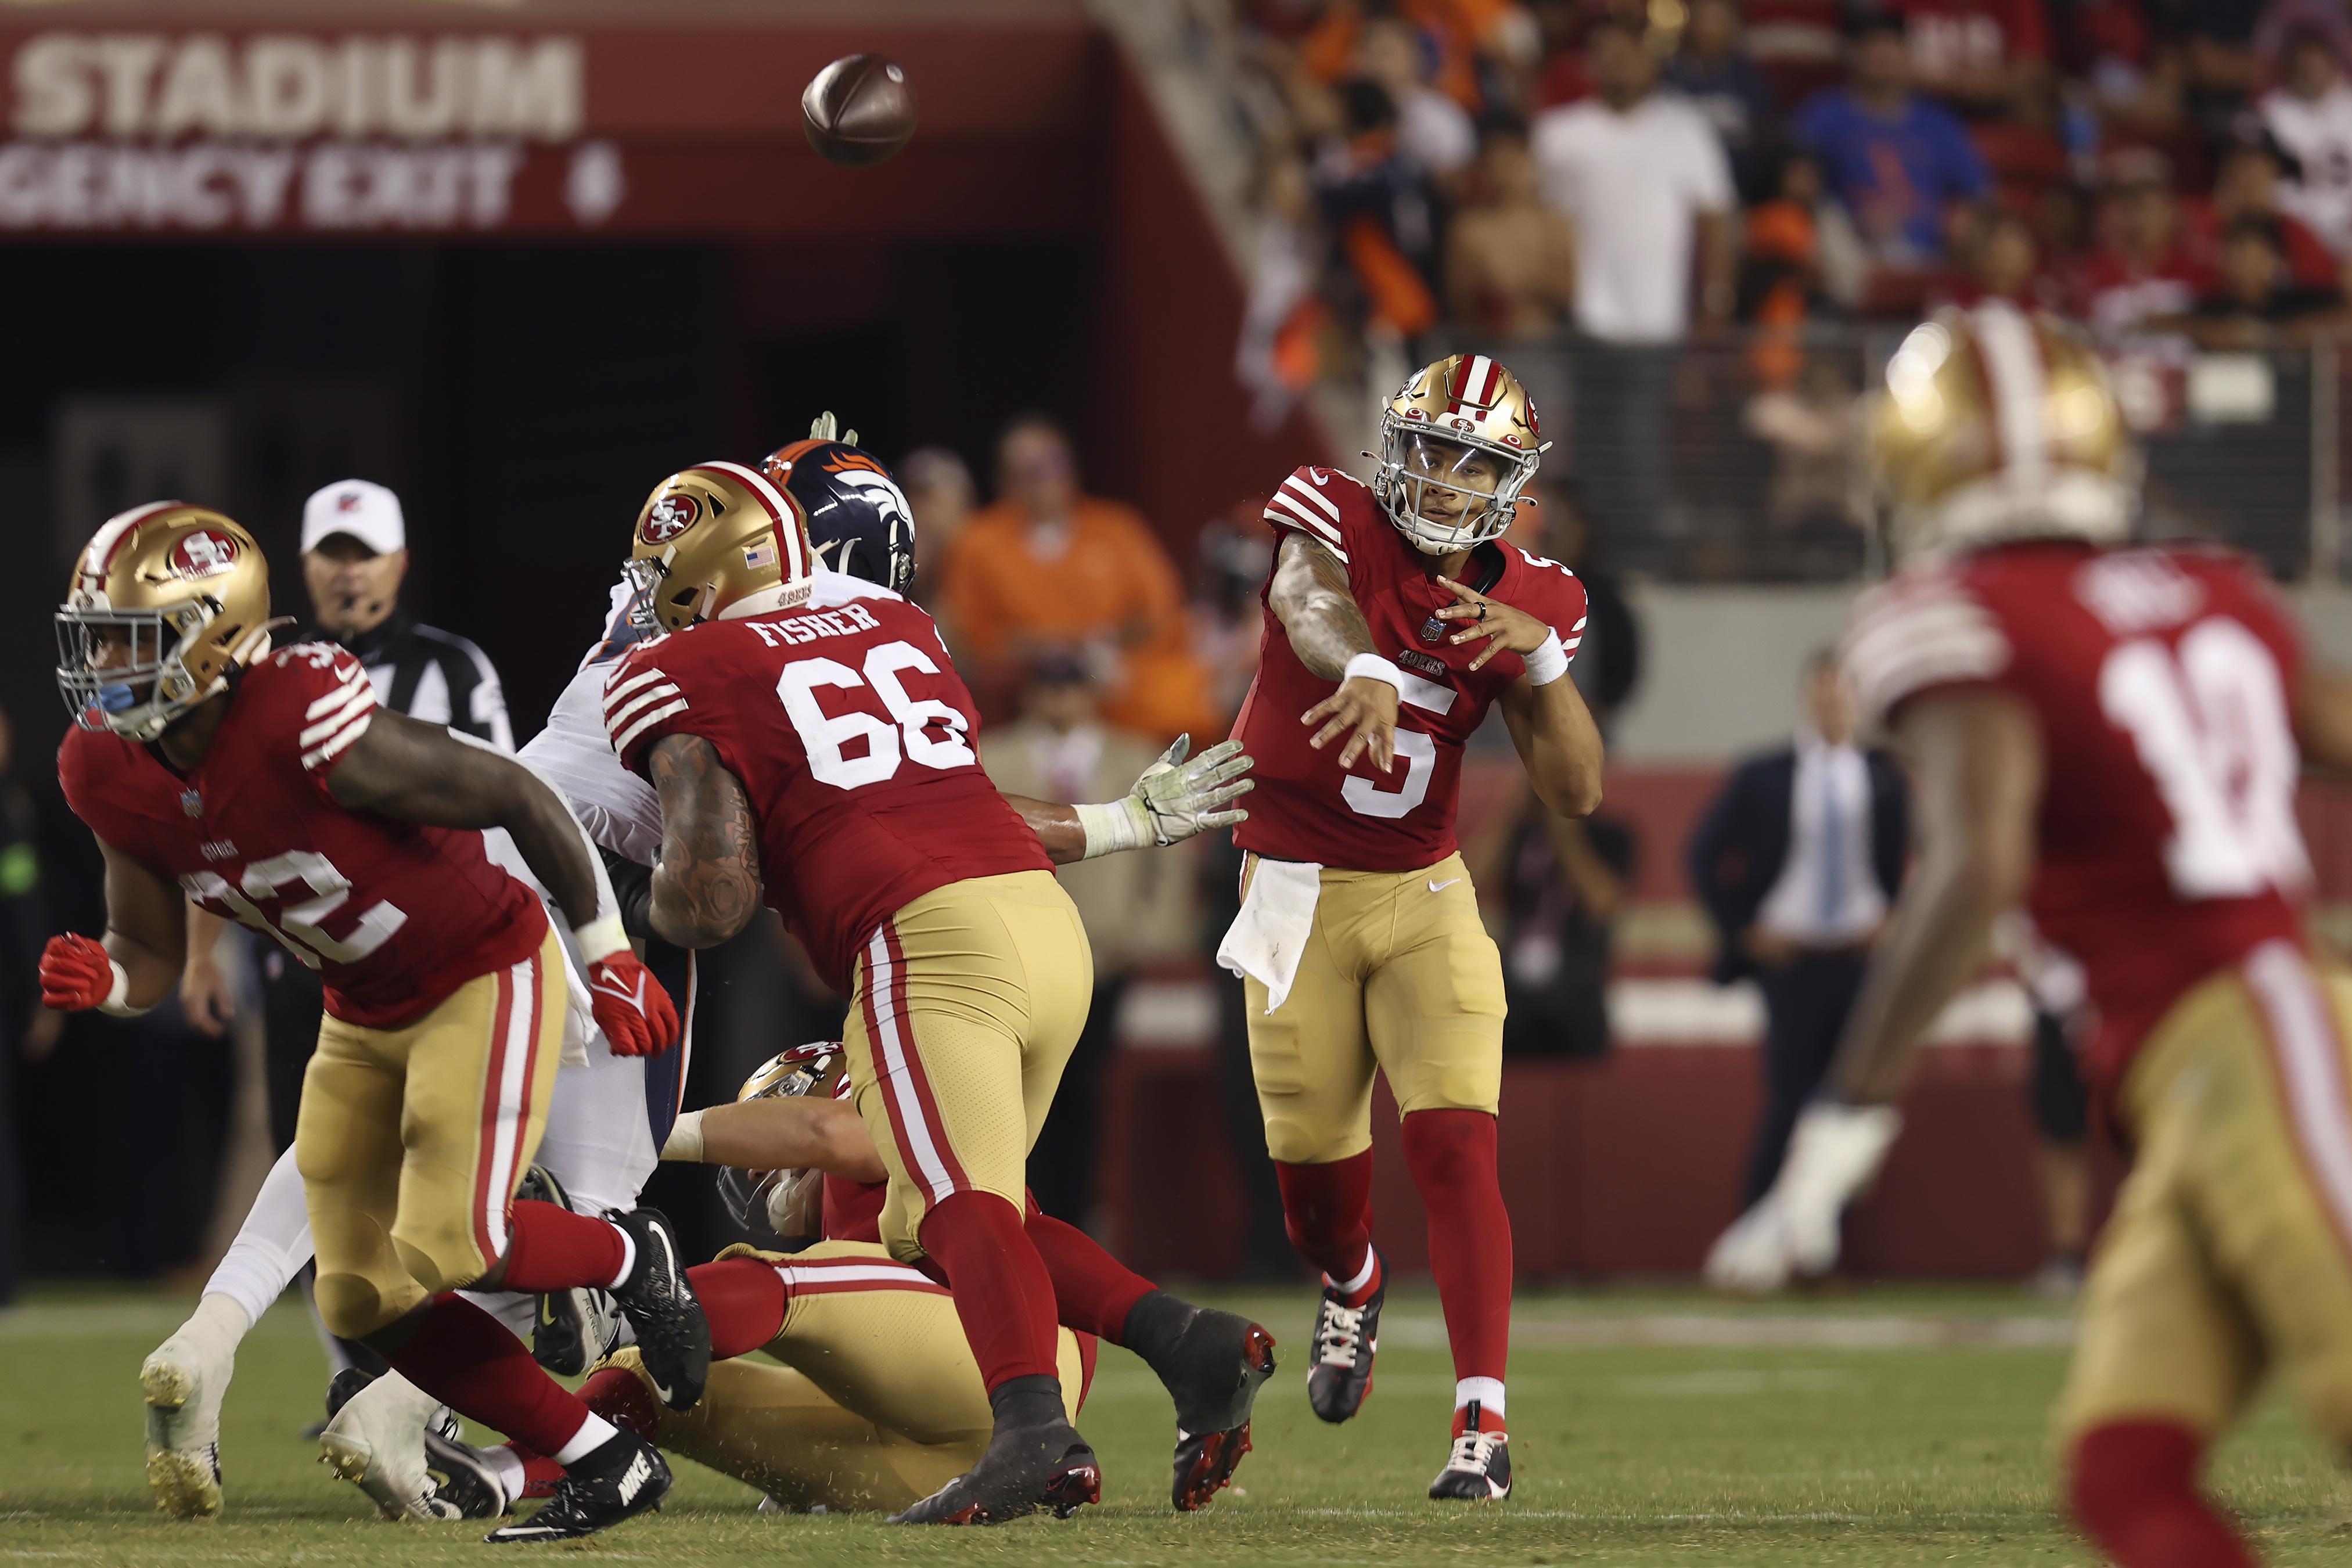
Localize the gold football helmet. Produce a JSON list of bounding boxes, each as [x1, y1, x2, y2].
[[1371, 353, 1551, 555], [713, 1041, 845, 1242], [624, 461, 814, 632], [56, 502, 273, 743], [1871, 303, 2136, 560]]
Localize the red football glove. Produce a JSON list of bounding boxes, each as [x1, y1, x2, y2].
[[41, 933, 118, 1012], [587, 950, 679, 1058]]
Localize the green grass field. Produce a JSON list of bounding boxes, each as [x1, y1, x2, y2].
[[2, 1283, 2347, 1566]]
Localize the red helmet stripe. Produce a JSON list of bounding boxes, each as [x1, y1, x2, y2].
[[80, 501, 186, 589], [697, 459, 807, 583]]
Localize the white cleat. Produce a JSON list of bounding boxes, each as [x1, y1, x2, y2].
[[141, 1329, 232, 1519], [319, 1371, 458, 1522]]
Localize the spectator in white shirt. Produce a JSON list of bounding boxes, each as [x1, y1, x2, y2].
[[2263, 27, 2352, 257], [1531, 19, 1736, 550]]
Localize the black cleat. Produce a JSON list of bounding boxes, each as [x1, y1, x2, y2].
[[1130, 1299, 1276, 1512], [426, 1429, 512, 1520], [1427, 1401, 1512, 1500], [519, 1167, 618, 1377], [1306, 1250, 1384, 1425], [484, 1429, 668, 1543], [605, 1207, 709, 1412], [889, 1420, 1101, 1525]]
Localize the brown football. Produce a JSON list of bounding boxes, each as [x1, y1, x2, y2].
[[801, 54, 918, 168]]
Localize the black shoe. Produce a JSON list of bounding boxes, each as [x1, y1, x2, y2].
[[485, 1430, 668, 1543], [604, 1207, 708, 1412], [1306, 1250, 1384, 1425], [519, 1167, 618, 1377], [1427, 1401, 1512, 1500], [426, 1429, 512, 1520], [1125, 1296, 1277, 1512], [889, 1419, 1101, 1526]]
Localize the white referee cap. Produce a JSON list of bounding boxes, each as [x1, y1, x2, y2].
[[301, 479, 405, 556]]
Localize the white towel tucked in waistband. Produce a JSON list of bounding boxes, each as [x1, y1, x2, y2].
[[1215, 856, 1324, 1015]]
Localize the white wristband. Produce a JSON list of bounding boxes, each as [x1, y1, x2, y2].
[[1342, 653, 1407, 693], [571, 911, 631, 965], [660, 1107, 706, 1163], [1522, 631, 1570, 687], [1072, 798, 1145, 861], [98, 959, 151, 1018]]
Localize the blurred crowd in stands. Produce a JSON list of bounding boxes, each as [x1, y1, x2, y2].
[[1220, 0, 2352, 398]]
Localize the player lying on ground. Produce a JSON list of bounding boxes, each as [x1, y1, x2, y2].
[[136, 430, 1264, 1530], [44, 504, 704, 1544], [1706, 303, 2352, 1568], [1221, 355, 1603, 1499]]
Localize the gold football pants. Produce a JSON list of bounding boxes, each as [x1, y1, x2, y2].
[[841, 871, 1094, 1262], [296, 926, 566, 1337], [2057, 940, 2352, 1450], [603, 1240, 1086, 1512], [1241, 851, 1506, 1166]]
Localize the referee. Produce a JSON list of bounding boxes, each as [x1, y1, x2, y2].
[[178, 479, 511, 1378]]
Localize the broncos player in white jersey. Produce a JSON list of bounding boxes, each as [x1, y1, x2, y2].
[[138, 420, 1258, 1523]]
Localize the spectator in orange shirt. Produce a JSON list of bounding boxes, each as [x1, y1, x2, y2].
[[938, 414, 1211, 743]]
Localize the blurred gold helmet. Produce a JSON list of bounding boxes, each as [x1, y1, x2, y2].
[[56, 502, 273, 743], [1871, 303, 2135, 560], [624, 461, 814, 633], [1371, 353, 1550, 555], [713, 1041, 844, 1242]]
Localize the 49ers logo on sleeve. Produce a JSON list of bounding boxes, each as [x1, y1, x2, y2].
[[168, 530, 240, 580], [642, 494, 700, 544]]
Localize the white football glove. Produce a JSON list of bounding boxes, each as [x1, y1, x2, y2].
[[807, 410, 859, 446], [1702, 1101, 1902, 1294], [1073, 735, 1256, 858]]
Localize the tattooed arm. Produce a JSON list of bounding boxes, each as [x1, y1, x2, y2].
[[643, 733, 764, 949], [326, 708, 602, 927], [1267, 532, 1398, 773]]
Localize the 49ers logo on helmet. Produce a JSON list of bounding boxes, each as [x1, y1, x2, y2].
[[642, 493, 700, 543], [168, 529, 240, 580]]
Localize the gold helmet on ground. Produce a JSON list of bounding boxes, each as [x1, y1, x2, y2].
[[1870, 303, 2136, 560], [1370, 353, 1551, 555], [713, 1042, 845, 1242], [624, 460, 814, 633], [56, 502, 273, 743]]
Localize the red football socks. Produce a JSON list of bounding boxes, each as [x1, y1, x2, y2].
[[686, 1256, 789, 1360], [494, 1200, 628, 1293], [920, 1189, 1063, 1391], [1026, 1209, 1156, 1343], [1402, 1109, 1513, 1386], [2070, 1422, 2259, 1567], [1275, 1150, 1376, 1296], [499, 1365, 662, 1501], [381, 1293, 600, 1458]]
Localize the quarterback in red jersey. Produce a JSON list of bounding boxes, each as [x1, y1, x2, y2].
[[603, 460, 1271, 1524], [1223, 353, 1605, 1499], [45, 503, 699, 1544], [1710, 302, 2352, 1568]]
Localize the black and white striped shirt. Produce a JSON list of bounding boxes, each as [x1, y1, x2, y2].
[[315, 612, 513, 751]]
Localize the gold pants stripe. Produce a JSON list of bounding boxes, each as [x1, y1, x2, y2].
[[1241, 850, 1505, 1166], [296, 926, 566, 1337], [841, 870, 1094, 1260], [2055, 939, 2352, 1448]]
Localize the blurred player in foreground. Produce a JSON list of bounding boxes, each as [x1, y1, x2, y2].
[[1222, 355, 1604, 1499], [606, 450, 1271, 1524], [43, 505, 697, 1543], [1709, 301, 2352, 1567]]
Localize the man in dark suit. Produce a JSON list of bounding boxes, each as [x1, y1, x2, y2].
[[1688, 650, 1909, 1210]]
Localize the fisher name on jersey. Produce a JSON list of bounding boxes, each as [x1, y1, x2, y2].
[[58, 642, 547, 1028], [1235, 465, 1588, 871], [602, 570, 1051, 994], [1844, 540, 2310, 1086]]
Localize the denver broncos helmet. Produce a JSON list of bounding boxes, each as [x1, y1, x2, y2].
[[761, 411, 917, 595]]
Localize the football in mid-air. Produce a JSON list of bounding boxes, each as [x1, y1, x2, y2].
[[801, 54, 917, 168]]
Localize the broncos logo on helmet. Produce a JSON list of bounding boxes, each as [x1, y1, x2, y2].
[[761, 412, 918, 596]]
